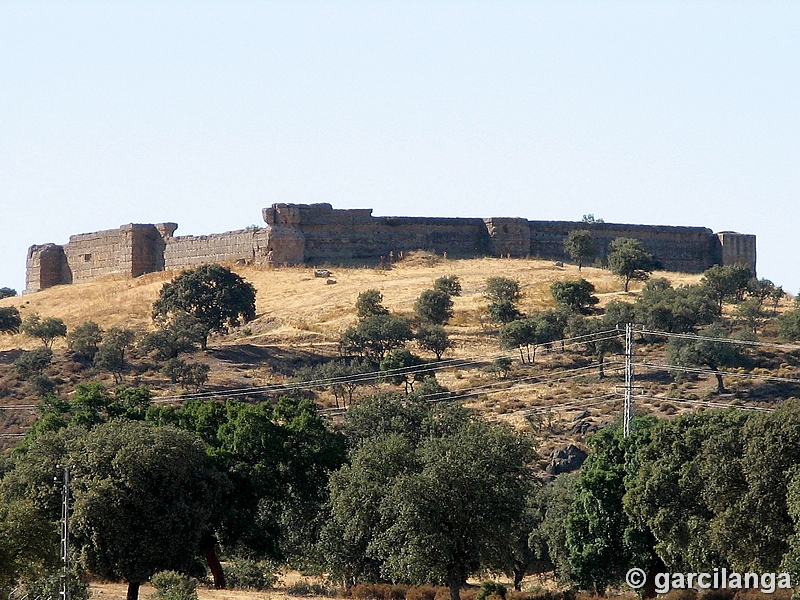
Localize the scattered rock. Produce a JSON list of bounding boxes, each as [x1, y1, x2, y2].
[[315, 269, 333, 278], [572, 410, 590, 422], [554, 261, 564, 267], [326, 279, 337, 285], [570, 420, 598, 435], [546, 443, 588, 476]]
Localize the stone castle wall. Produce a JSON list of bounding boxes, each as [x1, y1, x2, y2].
[[25, 203, 757, 293]]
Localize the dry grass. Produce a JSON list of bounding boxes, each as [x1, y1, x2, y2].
[[0, 257, 703, 353]]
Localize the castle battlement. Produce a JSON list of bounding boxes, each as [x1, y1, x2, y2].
[[25, 203, 756, 293]]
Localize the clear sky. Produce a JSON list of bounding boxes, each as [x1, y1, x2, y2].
[[2, 2, 798, 295]]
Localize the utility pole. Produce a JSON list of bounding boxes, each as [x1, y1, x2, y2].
[[623, 323, 634, 437], [56, 465, 70, 600]]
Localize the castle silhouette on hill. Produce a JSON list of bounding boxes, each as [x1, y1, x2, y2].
[[25, 203, 756, 293]]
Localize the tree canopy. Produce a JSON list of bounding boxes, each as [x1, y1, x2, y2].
[[550, 279, 599, 314], [0, 306, 21, 334], [563, 230, 597, 270], [153, 264, 256, 349], [20, 314, 67, 348], [607, 238, 659, 292]]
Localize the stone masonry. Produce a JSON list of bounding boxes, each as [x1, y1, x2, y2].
[[25, 203, 757, 293]]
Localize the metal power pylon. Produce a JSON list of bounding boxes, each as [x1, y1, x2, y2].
[[623, 323, 634, 437], [55, 465, 70, 600]]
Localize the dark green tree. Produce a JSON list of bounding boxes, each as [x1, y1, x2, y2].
[[416, 325, 454, 360], [722, 402, 800, 572], [68, 421, 223, 600], [0, 287, 17, 299], [433, 275, 462, 297], [414, 289, 454, 325], [667, 322, 744, 393], [356, 289, 390, 320], [625, 411, 749, 572], [563, 230, 597, 271], [565, 423, 659, 595], [20, 313, 67, 348], [0, 306, 21, 334], [565, 315, 622, 378], [380, 349, 428, 394], [0, 499, 58, 595], [0, 423, 223, 600], [94, 327, 137, 384], [162, 359, 210, 391], [634, 280, 719, 333], [485, 277, 524, 325], [485, 277, 522, 305], [607, 238, 659, 292], [700, 265, 753, 312], [550, 279, 599, 314], [67, 320, 104, 362], [139, 312, 206, 360], [340, 314, 414, 362], [14, 347, 53, 379], [498, 319, 537, 364], [778, 308, 800, 341], [324, 399, 534, 600], [372, 422, 534, 600], [153, 264, 256, 349]]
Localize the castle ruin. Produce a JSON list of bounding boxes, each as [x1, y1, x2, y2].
[[25, 203, 757, 293]]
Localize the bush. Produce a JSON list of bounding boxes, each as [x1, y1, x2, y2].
[[476, 582, 507, 600], [222, 558, 279, 590], [149, 571, 198, 600], [15, 347, 53, 379], [23, 572, 90, 600], [415, 289, 454, 325], [406, 586, 438, 600], [350, 583, 408, 600], [286, 579, 338, 597]]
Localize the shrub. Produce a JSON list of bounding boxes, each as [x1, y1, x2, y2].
[[406, 586, 438, 600], [149, 571, 198, 600], [350, 583, 404, 600], [14, 347, 53, 379], [433, 275, 462, 297], [476, 582, 507, 600], [287, 579, 338, 597], [223, 558, 279, 590], [23, 573, 90, 600]]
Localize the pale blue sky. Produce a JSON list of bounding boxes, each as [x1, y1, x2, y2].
[[2, 2, 798, 294]]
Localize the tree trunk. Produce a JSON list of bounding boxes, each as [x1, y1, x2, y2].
[[513, 567, 524, 591], [597, 353, 605, 379], [127, 581, 140, 600], [206, 550, 226, 588], [714, 371, 726, 394], [448, 575, 462, 600]]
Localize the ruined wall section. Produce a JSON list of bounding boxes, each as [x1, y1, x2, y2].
[[281, 203, 492, 263], [163, 228, 272, 269], [484, 218, 531, 257], [525, 221, 721, 273], [717, 232, 757, 275], [26, 244, 70, 293]]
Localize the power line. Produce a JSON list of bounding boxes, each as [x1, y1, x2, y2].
[[640, 328, 800, 352]]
